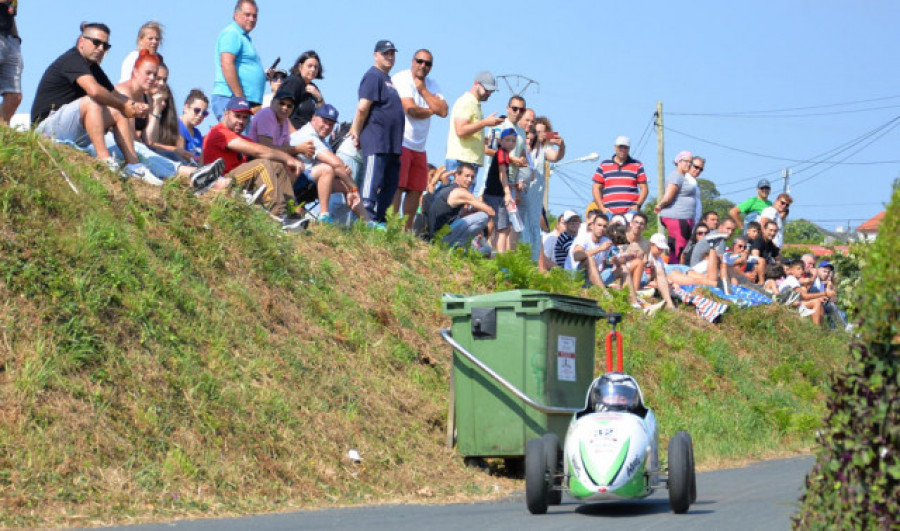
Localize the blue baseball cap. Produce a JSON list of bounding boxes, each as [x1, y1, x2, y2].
[[818, 260, 834, 270], [225, 96, 252, 113], [314, 103, 339, 121]]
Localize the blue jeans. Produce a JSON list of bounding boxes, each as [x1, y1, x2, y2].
[[442, 212, 489, 248], [210, 94, 230, 122]]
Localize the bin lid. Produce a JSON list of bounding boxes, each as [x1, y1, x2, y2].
[[441, 289, 605, 318]]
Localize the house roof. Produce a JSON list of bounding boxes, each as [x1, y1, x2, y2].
[[856, 211, 885, 233]]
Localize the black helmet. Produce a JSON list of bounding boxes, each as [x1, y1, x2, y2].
[[591, 373, 641, 412]]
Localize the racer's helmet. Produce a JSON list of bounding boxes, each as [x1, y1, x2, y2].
[[591, 373, 642, 413]]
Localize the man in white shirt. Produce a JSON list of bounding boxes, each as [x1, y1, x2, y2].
[[565, 213, 612, 289], [289, 104, 368, 223], [759, 193, 792, 249], [391, 49, 448, 230]]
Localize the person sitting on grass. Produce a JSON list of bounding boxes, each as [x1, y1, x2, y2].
[[31, 22, 156, 183], [808, 260, 849, 330], [680, 222, 708, 266], [564, 211, 612, 294], [762, 263, 786, 295], [688, 217, 737, 293], [540, 214, 565, 272], [604, 222, 645, 309], [427, 163, 494, 249], [748, 220, 780, 284], [113, 53, 222, 186], [778, 260, 834, 326], [553, 210, 581, 267], [202, 96, 305, 230], [289, 104, 369, 225]]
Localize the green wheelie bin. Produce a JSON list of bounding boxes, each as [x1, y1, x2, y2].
[[441, 290, 605, 459]]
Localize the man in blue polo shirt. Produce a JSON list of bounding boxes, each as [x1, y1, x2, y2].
[[212, 0, 267, 120], [349, 39, 405, 224]]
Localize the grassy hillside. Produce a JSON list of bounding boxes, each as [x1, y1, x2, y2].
[[0, 126, 847, 527]]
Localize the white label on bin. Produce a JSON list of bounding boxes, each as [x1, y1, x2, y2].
[[557, 335, 577, 382]]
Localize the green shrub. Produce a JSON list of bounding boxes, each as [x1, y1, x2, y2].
[[794, 181, 900, 528]]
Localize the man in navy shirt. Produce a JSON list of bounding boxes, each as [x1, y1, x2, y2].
[[349, 39, 405, 224]]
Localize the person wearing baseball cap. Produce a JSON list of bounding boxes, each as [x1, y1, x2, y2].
[[348, 39, 405, 224], [590, 134, 649, 221], [729, 177, 774, 231], [444, 71, 504, 190], [203, 94, 307, 229], [289, 103, 372, 225], [248, 87, 297, 149]]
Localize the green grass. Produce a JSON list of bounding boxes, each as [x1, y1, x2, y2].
[[0, 125, 848, 527]]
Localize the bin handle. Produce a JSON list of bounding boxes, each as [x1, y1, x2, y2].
[[440, 329, 580, 416]]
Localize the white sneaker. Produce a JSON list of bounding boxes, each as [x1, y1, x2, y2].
[[125, 163, 164, 186], [98, 157, 120, 173]]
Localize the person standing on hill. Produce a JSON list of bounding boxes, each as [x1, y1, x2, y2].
[[591, 136, 648, 218], [0, 0, 22, 123], [444, 71, 503, 190], [655, 152, 703, 263], [729, 179, 773, 231], [211, 0, 267, 120], [349, 39, 405, 224], [391, 49, 448, 231]]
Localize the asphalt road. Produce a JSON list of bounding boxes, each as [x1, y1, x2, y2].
[[109, 455, 814, 531]]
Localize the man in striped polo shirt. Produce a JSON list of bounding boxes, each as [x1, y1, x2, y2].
[[591, 136, 648, 219]]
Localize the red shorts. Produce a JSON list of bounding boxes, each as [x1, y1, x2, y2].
[[398, 147, 428, 192]]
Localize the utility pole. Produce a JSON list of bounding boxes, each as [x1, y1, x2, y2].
[[656, 101, 664, 233], [782, 168, 792, 195]]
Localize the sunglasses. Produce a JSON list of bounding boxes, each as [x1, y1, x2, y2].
[[696, 231, 708, 237], [82, 35, 112, 51], [734, 244, 746, 249], [692, 164, 704, 172], [509, 106, 524, 113], [192, 107, 209, 117], [414, 58, 433, 67]]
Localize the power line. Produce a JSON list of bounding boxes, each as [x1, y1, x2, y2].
[[668, 94, 900, 116], [633, 113, 656, 159], [667, 104, 900, 118], [790, 118, 900, 189], [714, 115, 900, 195], [664, 119, 900, 165]]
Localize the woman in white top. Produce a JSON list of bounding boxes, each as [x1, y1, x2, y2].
[[119, 21, 163, 84], [520, 113, 566, 261]]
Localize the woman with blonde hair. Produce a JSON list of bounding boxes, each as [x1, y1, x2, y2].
[[119, 21, 164, 83]]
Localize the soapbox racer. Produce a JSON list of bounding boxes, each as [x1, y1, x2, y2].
[[525, 371, 697, 515]]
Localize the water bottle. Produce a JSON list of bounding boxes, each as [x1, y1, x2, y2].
[[507, 202, 524, 233]]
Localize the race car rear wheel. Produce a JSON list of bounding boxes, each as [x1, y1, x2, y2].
[[541, 433, 562, 505], [525, 437, 549, 515], [668, 431, 693, 514], [686, 431, 697, 503]]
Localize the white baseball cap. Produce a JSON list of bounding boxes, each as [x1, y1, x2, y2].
[[615, 136, 631, 147], [649, 233, 670, 251]]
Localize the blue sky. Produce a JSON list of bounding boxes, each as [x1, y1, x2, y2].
[[15, 1, 899, 231]]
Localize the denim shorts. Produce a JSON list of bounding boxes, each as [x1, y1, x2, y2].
[[0, 34, 23, 94], [483, 194, 510, 230], [35, 98, 91, 148]]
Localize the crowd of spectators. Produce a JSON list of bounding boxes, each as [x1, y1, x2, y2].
[[1, 1, 846, 328]]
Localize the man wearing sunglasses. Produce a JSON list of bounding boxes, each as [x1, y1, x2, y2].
[[482, 95, 528, 196], [32, 22, 160, 183], [759, 192, 792, 249], [390, 49, 447, 231]]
